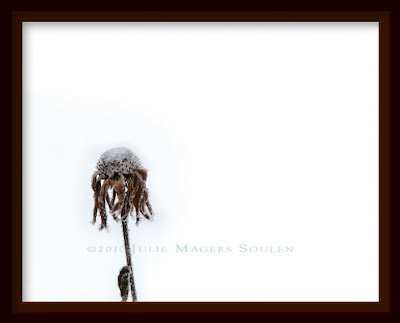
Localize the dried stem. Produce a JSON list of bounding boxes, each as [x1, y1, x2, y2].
[[122, 217, 137, 301]]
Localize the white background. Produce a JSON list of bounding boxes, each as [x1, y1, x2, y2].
[[22, 22, 379, 302]]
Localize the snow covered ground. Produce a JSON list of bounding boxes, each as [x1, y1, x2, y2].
[[22, 22, 379, 302]]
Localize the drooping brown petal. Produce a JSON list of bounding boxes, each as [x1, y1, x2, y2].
[[98, 179, 115, 230], [112, 175, 126, 215], [92, 179, 101, 224]]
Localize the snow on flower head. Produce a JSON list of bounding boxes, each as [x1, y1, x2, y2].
[[96, 147, 142, 178]]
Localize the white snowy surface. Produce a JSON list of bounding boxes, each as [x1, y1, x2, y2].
[[22, 22, 379, 302]]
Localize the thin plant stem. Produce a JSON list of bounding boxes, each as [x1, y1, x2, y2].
[[122, 217, 137, 301]]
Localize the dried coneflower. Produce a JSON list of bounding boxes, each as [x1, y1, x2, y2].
[[91, 147, 154, 301]]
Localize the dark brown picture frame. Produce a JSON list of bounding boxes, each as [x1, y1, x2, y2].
[[11, 11, 391, 314]]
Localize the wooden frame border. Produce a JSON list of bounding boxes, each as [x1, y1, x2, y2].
[[11, 11, 391, 314]]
